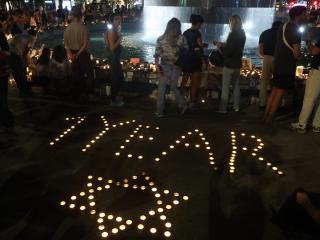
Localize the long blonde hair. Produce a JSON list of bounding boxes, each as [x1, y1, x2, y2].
[[229, 15, 242, 31], [163, 18, 182, 44]]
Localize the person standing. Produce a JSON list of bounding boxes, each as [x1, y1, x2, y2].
[[154, 18, 188, 117], [9, 29, 37, 97], [258, 21, 282, 110], [11, 9, 26, 36], [291, 30, 320, 133], [0, 23, 12, 130], [263, 6, 306, 123], [105, 12, 124, 106], [215, 15, 246, 113], [64, 6, 95, 102], [180, 14, 206, 109]]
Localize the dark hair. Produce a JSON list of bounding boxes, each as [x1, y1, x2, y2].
[[71, 6, 83, 19], [52, 45, 67, 63], [27, 28, 37, 36], [190, 14, 204, 25], [289, 6, 307, 21], [109, 12, 121, 23], [13, 9, 24, 17], [272, 21, 282, 29], [38, 47, 51, 65]]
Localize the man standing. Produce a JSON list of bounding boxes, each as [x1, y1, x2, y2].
[[64, 6, 94, 102], [0, 23, 12, 131], [11, 9, 26, 36], [9, 29, 37, 97], [258, 21, 282, 110]]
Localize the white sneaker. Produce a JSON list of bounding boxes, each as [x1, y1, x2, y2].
[[312, 126, 320, 133], [110, 100, 124, 107], [180, 104, 188, 115], [155, 112, 163, 118], [291, 122, 306, 134]]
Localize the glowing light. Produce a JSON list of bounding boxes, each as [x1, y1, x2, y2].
[[108, 215, 114, 220], [138, 224, 144, 230], [166, 204, 172, 209], [112, 228, 118, 234], [126, 219, 133, 225], [101, 232, 108, 238], [150, 228, 157, 234], [60, 201, 66, 206], [164, 231, 172, 237], [160, 215, 166, 220], [149, 210, 155, 215], [165, 222, 172, 228], [140, 215, 147, 220]]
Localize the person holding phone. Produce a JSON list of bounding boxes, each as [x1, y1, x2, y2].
[[105, 12, 124, 107], [154, 18, 188, 117], [180, 14, 207, 109], [214, 15, 246, 113]]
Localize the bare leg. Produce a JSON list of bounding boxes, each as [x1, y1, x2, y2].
[[296, 192, 320, 224], [180, 73, 190, 98], [190, 72, 201, 104], [265, 88, 285, 123], [263, 87, 277, 122]]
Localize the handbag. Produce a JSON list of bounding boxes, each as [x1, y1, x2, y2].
[[209, 49, 224, 67], [175, 45, 188, 68], [282, 23, 294, 53]]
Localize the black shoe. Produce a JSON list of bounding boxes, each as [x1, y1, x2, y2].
[[259, 106, 266, 111]]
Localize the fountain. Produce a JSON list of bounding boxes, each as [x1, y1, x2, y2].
[[143, 0, 276, 50]]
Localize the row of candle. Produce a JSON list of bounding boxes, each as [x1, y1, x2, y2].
[[81, 117, 137, 153], [154, 128, 217, 170], [60, 172, 188, 239], [229, 132, 284, 177], [49, 116, 86, 146]]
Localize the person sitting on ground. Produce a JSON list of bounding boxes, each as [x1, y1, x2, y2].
[[263, 6, 307, 123], [154, 18, 188, 117], [9, 28, 37, 97], [34, 47, 51, 91], [291, 29, 320, 134], [50, 45, 71, 95]]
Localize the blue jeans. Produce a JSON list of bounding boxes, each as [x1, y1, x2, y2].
[[157, 64, 185, 115], [219, 67, 241, 112]]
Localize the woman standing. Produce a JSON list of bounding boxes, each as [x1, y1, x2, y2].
[[105, 13, 124, 107], [154, 18, 188, 117], [215, 15, 246, 113], [180, 14, 206, 109]]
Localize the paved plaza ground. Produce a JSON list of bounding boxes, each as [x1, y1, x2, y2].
[[0, 88, 319, 240]]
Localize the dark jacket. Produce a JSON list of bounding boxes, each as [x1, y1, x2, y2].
[[222, 29, 246, 69]]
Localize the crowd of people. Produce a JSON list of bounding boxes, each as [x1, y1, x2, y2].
[[1, 4, 320, 135]]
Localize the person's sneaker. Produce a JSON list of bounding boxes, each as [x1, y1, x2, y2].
[[110, 100, 124, 107], [180, 104, 188, 115], [291, 122, 306, 133], [216, 110, 227, 114], [259, 106, 266, 111], [155, 112, 163, 118], [234, 108, 240, 112], [312, 126, 320, 133]]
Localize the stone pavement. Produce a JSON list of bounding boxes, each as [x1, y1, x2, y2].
[[0, 89, 319, 240]]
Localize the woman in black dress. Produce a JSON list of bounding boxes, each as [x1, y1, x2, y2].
[[180, 14, 206, 109]]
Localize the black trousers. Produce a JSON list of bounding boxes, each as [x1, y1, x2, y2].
[[10, 53, 29, 94], [110, 54, 124, 101], [0, 76, 12, 126], [70, 50, 94, 97]]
